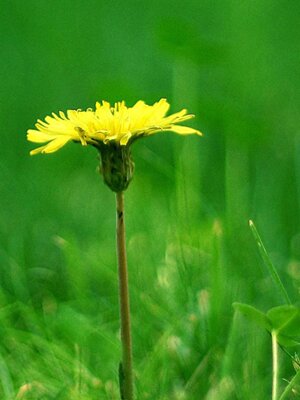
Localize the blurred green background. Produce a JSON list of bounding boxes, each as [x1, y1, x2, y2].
[[1, 1, 300, 399]]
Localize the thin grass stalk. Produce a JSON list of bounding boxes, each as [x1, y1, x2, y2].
[[116, 191, 134, 400], [272, 332, 279, 400], [249, 220, 291, 305]]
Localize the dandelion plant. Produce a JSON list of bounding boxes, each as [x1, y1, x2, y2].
[[27, 98, 202, 400]]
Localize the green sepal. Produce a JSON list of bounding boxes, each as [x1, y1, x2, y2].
[[98, 143, 135, 192]]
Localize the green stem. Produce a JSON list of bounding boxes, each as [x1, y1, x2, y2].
[[272, 332, 279, 400], [116, 191, 134, 400]]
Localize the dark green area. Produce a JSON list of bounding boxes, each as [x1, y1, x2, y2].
[[0, 0, 300, 398]]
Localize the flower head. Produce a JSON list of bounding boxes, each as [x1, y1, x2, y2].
[[27, 98, 202, 192], [27, 98, 202, 155]]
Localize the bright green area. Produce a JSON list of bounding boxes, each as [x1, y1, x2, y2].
[[1, 1, 300, 399]]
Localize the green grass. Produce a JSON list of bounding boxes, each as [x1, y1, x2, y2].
[[0, 142, 298, 399]]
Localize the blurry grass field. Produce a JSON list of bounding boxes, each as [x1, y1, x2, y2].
[[1, 1, 300, 399]]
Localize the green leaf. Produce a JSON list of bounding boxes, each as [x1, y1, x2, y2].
[[276, 335, 300, 348], [268, 306, 300, 334], [233, 302, 272, 331], [267, 305, 300, 347], [234, 303, 300, 347]]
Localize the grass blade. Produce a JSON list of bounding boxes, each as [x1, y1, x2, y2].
[[249, 220, 291, 305], [279, 369, 300, 400]]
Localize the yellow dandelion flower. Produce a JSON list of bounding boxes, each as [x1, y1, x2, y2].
[[27, 98, 202, 155], [27, 98, 202, 192]]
